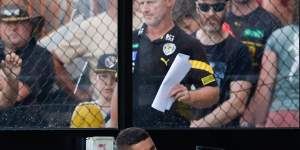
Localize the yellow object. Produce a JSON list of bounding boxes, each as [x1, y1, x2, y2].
[[201, 75, 216, 86], [70, 102, 105, 128], [189, 60, 214, 74]]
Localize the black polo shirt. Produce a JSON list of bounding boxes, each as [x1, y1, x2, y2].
[[132, 24, 218, 128], [226, 7, 281, 74], [0, 38, 55, 105]]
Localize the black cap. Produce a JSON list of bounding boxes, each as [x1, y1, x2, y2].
[[0, 4, 45, 36], [1, 5, 34, 22], [95, 54, 118, 73]]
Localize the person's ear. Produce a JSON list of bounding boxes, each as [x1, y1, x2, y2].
[[90, 71, 97, 84]]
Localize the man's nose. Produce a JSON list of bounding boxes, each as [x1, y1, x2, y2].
[[207, 8, 215, 16], [140, 3, 150, 13]]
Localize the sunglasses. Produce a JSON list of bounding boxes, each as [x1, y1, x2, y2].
[[198, 3, 226, 12]]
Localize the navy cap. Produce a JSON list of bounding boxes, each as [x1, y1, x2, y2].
[[95, 54, 118, 73]]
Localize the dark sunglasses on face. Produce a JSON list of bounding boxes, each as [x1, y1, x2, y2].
[[198, 3, 226, 12]]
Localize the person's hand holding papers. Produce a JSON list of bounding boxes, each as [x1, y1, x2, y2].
[[170, 84, 191, 103], [151, 53, 192, 112]]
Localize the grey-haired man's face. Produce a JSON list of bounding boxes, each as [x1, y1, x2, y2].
[[138, 0, 170, 27]]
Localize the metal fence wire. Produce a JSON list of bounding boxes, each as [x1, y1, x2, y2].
[[0, 0, 117, 128], [132, 0, 299, 128], [0, 0, 298, 129]]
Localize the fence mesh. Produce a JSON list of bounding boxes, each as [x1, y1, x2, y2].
[[132, 0, 299, 128], [0, 0, 117, 128], [0, 0, 298, 129]]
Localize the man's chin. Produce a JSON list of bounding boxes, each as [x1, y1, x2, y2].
[[145, 20, 160, 27], [203, 26, 221, 33]]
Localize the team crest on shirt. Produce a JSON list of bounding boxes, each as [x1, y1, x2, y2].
[[165, 33, 175, 42], [138, 27, 144, 35], [162, 43, 176, 56]]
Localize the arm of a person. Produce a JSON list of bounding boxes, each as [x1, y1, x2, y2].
[[0, 53, 25, 107], [191, 81, 252, 127], [171, 85, 219, 109], [53, 54, 90, 100], [189, 86, 219, 108], [110, 83, 118, 128], [0, 77, 31, 105], [0, 75, 19, 108], [15, 82, 30, 102], [253, 49, 277, 127]]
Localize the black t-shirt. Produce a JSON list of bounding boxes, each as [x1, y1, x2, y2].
[[132, 24, 218, 128], [191, 34, 253, 127], [226, 7, 281, 74], [0, 39, 55, 105]]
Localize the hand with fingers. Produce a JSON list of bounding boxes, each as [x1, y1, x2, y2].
[[0, 52, 22, 108], [170, 84, 191, 104], [0, 52, 22, 80]]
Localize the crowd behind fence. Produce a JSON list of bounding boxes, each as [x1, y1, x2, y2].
[[0, 0, 117, 128], [0, 0, 298, 129]]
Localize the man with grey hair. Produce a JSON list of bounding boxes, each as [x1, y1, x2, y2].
[[133, 0, 219, 128]]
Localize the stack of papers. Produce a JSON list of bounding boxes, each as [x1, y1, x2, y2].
[[151, 53, 192, 112]]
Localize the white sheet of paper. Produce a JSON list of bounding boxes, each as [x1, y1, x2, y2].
[[151, 53, 192, 112]]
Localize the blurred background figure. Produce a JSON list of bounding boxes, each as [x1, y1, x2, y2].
[[70, 54, 117, 128], [244, 0, 299, 128], [39, 0, 118, 102], [226, 0, 282, 127], [133, 0, 144, 30], [172, 0, 200, 34], [258, 0, 295, 25]]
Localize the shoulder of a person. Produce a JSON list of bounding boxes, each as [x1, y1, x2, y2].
[[176, 28, 199, 45], [269, 25, 298, 44], [133, 29, 139, 37], [132, 26, 145, 40], [257, 7, 281, 24], [34, 44, 53, 57], [274, 25, 298, 35], [176, 30, 204, 56]]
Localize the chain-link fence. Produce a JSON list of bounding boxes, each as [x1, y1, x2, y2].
[[0, 0, 117, 128], [132, 0, 299, 128], [0, 0, 298, 129]]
